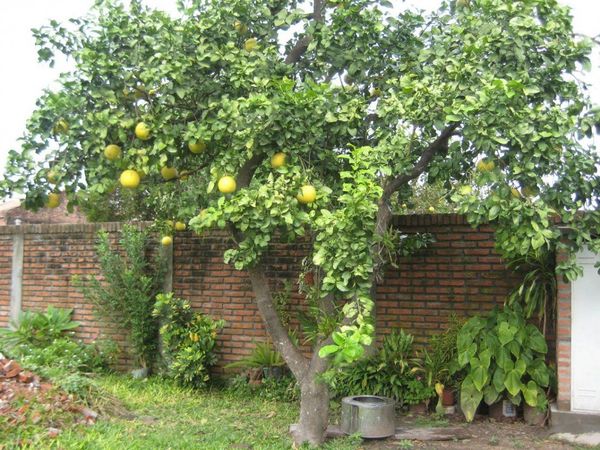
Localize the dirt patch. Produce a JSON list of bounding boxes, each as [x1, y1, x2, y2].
[[0, 356, 98, 441], [358, 413, 576, 450]]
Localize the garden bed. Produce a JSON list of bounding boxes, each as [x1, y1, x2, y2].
[[0, 373, 582, 450]]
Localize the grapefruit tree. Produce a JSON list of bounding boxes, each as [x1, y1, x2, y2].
[[2, 0, 600, 445]]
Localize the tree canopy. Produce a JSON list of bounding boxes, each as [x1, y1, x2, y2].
[[2, 0, 600, 444]]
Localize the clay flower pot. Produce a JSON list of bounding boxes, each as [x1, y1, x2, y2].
[[442, 388, 455, 406]]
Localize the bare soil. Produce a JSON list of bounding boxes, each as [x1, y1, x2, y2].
[[360, 413, 578, 450]]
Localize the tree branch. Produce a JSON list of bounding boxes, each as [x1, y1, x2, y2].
[[237, 153, 264, 189], [248, 266, 310, 379], [383, 123, 460, 200], [284, 0, 325, 65]]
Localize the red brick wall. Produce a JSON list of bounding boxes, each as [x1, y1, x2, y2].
[[377, 215, 521, 345], [0, 235, 12, 328], [555, 247, 571, 411], [172, 214, 520, 369], [0, 215, 522, 373], [1, 223, 134, 368]]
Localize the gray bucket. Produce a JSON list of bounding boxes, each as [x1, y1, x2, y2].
[[340, 395, 396, 438]]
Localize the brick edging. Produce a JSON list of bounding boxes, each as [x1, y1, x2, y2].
[[0, 221, 152, 236]]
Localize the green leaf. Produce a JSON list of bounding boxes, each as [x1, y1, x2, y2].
[[483, 385, 500, 405], [460, 376, 483, 422], [472, 366, 488, 391], [318, 345, 340, 358], [522, 380, 539, 406], [504, 369, 522, 397]]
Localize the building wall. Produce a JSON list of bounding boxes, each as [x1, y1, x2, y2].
[[0, 215, 521, 373]]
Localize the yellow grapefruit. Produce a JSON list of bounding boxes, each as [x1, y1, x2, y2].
[[104, 144, 122, 161], [244, 38, 258, 52], [135, 122, 151, 140], [161, 235, 173, 246], [175, 221, 186, 231], [46, 193, 61, 208], [271, 152, 286, 169], [53, 119, 69, 134], [218, 176, 237, 193], [297, 185, 317, 204], [161, 166, 178, 180], [119, 169, 141, 189], [188, 140, 206, 153]]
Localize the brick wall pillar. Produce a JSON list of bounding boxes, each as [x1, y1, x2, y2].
[[555, 247, 571, 411]]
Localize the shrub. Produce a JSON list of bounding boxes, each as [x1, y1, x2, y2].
[[17, 338, 115, 374], [327, 329, 434, 408], [224, 341, 285, 369], [153, 293, 224, 388], [457, 304, 551, 422], [74, 225, 166, 369], [227, 374, 300, 403], [0, 306, 79, 353], [0, 307, 116, 401]]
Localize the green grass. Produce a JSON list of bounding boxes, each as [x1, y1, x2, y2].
[[0, 375, 363, 450]]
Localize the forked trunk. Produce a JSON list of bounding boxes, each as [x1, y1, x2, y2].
[[293, 375, 330, 446]]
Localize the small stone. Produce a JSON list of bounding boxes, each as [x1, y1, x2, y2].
[[18, 372, 34, 383], [47, 427, 61, 438]]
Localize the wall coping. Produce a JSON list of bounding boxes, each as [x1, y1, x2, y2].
[[0, 221, 151, 236], [0, 214, 476, 236]]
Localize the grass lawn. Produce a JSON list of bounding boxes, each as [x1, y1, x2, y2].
[[1, 374, 361, 450]]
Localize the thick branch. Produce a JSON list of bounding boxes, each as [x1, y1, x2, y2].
[[247, 266, 309, 379], [284, 0, 325, 65], [237, 153, 265, 189], [383, 123, 460, 200]]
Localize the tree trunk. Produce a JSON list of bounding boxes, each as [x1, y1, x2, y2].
[[293, 374, 330, 446], [247, 264, 334, 446]]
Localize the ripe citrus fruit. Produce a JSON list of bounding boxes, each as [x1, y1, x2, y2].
[[47, 170, 58, 184], [104, 144, 121, 161], [244, 38, 258, 52], [297, 185, 317, 204], [53, 119, 69, 134], [161, 166, 178, 181], [476, 159, 495, 172], [119, 169, 141, 189], [218, 176, 237, 193], [175, 221, 186, 231], [459, 185, 472, 195], [188, 140, 206, 153], [135, 122, 151, 140], [234, 20, 248, 34], [46, 193, 61, 208], [271, 152, 286, 169], [161, 235, 173, 246]]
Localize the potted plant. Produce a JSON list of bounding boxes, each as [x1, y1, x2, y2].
[[412, 316, 465, 412], [225, 341, 286, 384], [456, 305, 551, 422], [405, 377, 435, 414]]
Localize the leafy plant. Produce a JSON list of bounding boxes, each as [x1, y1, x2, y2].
[[225, 341, 285, 369], [17, 338, 115, 374], [153, 293, 224, 388], [456, 305, 550, 422], [413, 315, 466, 390], [404, 378, 435, 406], [507, 249, 556, 336], [326, 329, 434, 408], [74, 225, 166, 369], [227, 373, 300, 403], [0, 306, 79, 353]]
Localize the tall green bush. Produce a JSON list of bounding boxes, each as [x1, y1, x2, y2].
[[456, 305, 550, 422], [75, 225, 165, 369], [153, 293, 224, 388]]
